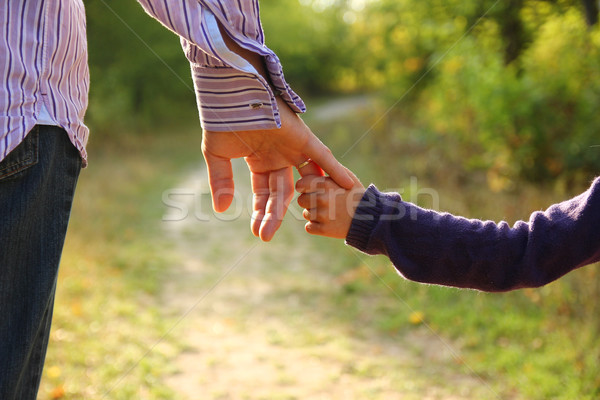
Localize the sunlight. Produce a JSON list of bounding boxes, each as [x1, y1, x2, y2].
[[300, 0, 376, 13]]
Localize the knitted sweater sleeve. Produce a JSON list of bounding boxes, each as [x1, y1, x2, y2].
[[346, 178, 600, 292]]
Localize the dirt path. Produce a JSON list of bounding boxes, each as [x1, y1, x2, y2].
[[159, 98, 498, 400]]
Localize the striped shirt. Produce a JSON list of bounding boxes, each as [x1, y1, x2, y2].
[[1, 0, 305, 166]]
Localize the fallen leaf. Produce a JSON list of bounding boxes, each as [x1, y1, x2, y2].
[[50, 385, 65, 399], [409, 311, 425, 325]]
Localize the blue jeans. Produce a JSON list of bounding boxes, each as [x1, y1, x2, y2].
[[0, 126, 81, 399]]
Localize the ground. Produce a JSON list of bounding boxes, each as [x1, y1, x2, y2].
[[159, 158, 499, 400]]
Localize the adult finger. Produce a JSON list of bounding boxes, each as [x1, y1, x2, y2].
[[203, 152, 235, 213], [302, 136, 354, 189], [296, 158, 324, 178], [344, 166, 364, 186], [259, 167, 294, 242], [250, 171, 269, 237]]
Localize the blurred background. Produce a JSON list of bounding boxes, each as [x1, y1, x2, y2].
[[40, 0, 599, 399]]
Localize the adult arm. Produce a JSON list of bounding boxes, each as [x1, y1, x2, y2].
[[136, 0, 352, 241], [346, 177, 600, 292]]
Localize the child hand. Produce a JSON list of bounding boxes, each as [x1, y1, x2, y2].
[[296, 168, 365, 239]]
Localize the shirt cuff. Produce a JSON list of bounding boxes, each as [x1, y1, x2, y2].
[[345, 184, 386, 252], [187, 9, 305, 132], [191, 64, 281, 131]]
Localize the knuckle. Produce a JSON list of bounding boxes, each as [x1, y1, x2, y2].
[[296, 194, 308, 208], [316, 196, 328, 207], [315, 179, 327, 191], [307, 177, 320, 190], [302, 194, 318, 209], [316, 208, 329, 220]]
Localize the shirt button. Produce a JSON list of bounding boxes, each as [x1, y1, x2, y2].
[[250, 102, 263, 109]]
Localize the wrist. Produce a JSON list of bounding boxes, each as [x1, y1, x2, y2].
[[345, 185, 381, 249]]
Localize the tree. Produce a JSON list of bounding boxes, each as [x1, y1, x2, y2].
[[493, 0, 529, 65], [581, 0, 599, 26]]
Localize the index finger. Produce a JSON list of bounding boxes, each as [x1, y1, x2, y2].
[[303, 137, 354, 189]]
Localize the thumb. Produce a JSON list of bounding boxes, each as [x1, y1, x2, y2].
[[302, 137, 354, 189]]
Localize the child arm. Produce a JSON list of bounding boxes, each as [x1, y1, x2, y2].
[[346, 179, 600, 292]]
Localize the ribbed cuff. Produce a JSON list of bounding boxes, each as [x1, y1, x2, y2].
[[345, 184, 384, 252]]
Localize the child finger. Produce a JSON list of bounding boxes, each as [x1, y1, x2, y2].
[[297, 193, 317, 209], [295, 176, 316, 193], [296, 175, 327, 194], [305, 220, 325, 236], [302, 208, 317, 222]]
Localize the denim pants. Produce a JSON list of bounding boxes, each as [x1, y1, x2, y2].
[[0, 126, 81, 399]]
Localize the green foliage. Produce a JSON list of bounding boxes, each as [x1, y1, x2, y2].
[[83, 0, 599, 182], [84, 0, 196, 134], [345, 0, 600, 185], [309, 106, 600, 399], [417, 8, 600, 185], [260, 0, 357, 95], [62, 2, 600, 397]]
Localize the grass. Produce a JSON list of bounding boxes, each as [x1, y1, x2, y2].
[[303, 98, 600, 400], [37, 98, 599, 399], [39, 127, 201, 399]]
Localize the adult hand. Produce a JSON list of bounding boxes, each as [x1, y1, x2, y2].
[[202, 96, 353, 242]]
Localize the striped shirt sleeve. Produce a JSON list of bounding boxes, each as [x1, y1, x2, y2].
[[136, 0, 305, 132]]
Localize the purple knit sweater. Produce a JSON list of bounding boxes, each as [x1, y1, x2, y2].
[[346, 177, 600, 292]]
